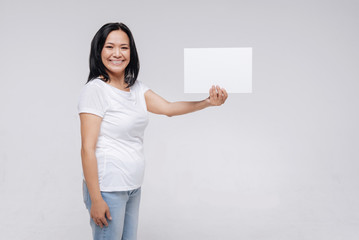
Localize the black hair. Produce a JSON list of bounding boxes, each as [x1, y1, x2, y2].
[[87, 22, 140, 88]]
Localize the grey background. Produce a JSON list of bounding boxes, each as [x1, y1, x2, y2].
[[0, 0, 358, 239]]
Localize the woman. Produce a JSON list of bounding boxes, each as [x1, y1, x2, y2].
[[78, 22, 228, 240]]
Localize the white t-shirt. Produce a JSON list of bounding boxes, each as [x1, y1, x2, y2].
[[78, 78, 150, 191]]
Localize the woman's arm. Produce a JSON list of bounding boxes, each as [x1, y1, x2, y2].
[[144, 85, 228, 117], [80, 113, 111, 228]]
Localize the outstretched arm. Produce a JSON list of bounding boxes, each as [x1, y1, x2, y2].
[[144, 85, 228, 117]]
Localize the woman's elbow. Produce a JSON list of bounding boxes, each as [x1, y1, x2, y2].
[[164, 102, 174, 117], [81, 145, 96, 156]]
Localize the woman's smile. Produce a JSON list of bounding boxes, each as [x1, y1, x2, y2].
[[101, 30, 131, 77], [110, 60, 124, 65]]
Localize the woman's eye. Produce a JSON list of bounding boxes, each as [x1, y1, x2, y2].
[[106, 46, 113, 49], [121, 47, 128, 50]]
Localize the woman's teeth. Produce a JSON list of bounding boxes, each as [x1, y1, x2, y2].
[[111, 60, 123, 65]]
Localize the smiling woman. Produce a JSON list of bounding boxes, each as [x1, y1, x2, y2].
[[100, 31, 131, 90], [87, 23, 140, 90], [78, 22, 228, 240]]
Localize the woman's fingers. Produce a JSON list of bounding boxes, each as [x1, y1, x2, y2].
[[209, 85, 214, 99], [208, 85, 228, 106], [217, 86, 224, 103], [101, 217, 109, 227], [105, 208, 112, 221], [90, 200, 111, 228], [222, 88, 228, 101], [98, 219, 104, 228], [93, 216, 108, 228], [92, 216, 101, 227], [213, 86, 218, 101], [221, 88, 228, 103]]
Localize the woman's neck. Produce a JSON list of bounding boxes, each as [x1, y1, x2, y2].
[[106, 72, 130, 91]]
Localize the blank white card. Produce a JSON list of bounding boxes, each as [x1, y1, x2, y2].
[[184, 48, 252, 93]]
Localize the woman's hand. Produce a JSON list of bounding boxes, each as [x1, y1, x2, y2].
[[90, 198, 112, 228], [206, 85, 228, 106]]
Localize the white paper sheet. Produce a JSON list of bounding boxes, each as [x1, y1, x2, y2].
[[184, 48, 252, 93]]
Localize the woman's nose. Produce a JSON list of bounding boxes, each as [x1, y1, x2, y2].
[[113, 47, 122, 57]]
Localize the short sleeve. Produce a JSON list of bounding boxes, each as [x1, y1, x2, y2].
[[78, 83, 109, 118], [138, 80, 150, 95]]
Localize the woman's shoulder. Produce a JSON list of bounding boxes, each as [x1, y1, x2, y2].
[[78, 78, 110, 116], [82, 78, 107, 91], [79, 78, 108, 98], [134, 79, 150, 92], [86, 78, 106, 87]]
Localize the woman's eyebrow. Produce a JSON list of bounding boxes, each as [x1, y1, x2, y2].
[[105, 42, 129, 46]]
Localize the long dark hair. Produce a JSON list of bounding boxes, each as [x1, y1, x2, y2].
[[87, 22, 140, 88]]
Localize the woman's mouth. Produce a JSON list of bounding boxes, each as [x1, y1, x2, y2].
[[110, 60, 124, 65]]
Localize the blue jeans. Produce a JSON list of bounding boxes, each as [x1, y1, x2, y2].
[[83, 181, 141, 240]]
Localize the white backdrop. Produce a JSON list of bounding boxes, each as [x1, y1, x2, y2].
[[0, 0, 358, 239]]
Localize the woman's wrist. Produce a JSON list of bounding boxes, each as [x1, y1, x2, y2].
[[91, 195, 104, 203], [204, 97, 213, 107]]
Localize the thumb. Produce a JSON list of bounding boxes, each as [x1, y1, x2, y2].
[[106, 208, 112, 220]]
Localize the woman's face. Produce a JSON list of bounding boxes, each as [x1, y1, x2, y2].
[[101, 30, 130, 78]]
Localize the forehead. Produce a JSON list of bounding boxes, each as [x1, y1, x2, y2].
[[105, 30, 129, 44]]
